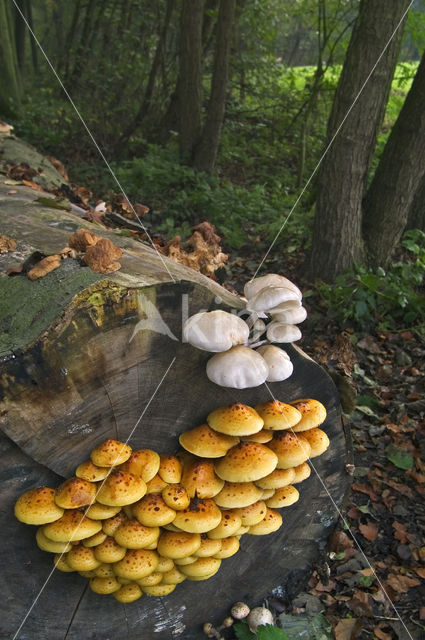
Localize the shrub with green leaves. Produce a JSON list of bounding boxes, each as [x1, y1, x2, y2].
[[316, 230, 425, 331]]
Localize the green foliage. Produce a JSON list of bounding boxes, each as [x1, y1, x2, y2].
[[316, 230, 425, 331], [114, 145, 293, 249], [385, 443, 414, 470]]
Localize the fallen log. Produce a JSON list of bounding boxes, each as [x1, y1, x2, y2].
[[0, 138, 351, 639]]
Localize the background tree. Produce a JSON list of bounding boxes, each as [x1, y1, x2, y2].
[[307, 0, 411, 282]]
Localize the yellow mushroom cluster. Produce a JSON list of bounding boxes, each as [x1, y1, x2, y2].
[[14, 398, 329, 603]]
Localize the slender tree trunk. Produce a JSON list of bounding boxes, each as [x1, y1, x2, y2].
[[193, 0, 236, 173], [0, 0, 22, 115], [307, 0, 410, 282], [118, 0, 175, 148], [363, 51, 425, 265], [178, 0, 204, 162], [407, 171, 425, 232]]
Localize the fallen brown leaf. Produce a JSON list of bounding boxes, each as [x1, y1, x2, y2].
[[347, 590, 373, 617], [359, 521, 379, 541], [373, 626, 392, 640], [334, 618, 361, 640], [386, 573, 420, 593]]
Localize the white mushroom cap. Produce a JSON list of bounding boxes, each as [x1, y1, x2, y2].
[[247, 286, 300, 313], [183, 310, 249, 352], [256, 345, 293, 382], [244, 274, 302, 301], [266, 322, 302, 343], [206, 346, 268, 388], [270, 305, 307, 325]]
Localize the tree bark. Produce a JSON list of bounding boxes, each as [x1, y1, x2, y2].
[[0, 0, 22, 114], [407, 170, 425, 232], [178, 0, 204, 162], [363, 51, 425, 266], [193, 0, 236, 173], [307, 0, 410, 282]]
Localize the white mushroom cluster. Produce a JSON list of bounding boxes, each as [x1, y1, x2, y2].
[[183, 273, 308, 388]]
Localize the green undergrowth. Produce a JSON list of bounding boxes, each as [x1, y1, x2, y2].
[[316, 230, 425, 332]]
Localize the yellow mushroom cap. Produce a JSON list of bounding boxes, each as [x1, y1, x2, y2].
[[240, 430, 273, 444], [207, 511, 242, 539], [84, 502, 121, 520], [255, 467, 296, 490], [96, 471, 147, 506], [158, 455, 182, 483], [179, 424, 239, 458], [89, 576, 121, 594], [233, 500, 267, 526], [181, 460, 224, 499], [172, 498, 222, 533], [142, 584, 176, 596], [178, 557, 221, 578], [292, 462, 311, 484], [301, 428, 330, 457], [162, 484, 190, 511], [54, 554, 75, 572], [213, 482, 263, 508], [113, 549, 159, 580], [266, 485, 300, 508], [254, 400, 302, 430], [119, 449, 160, 482], [90, 439, 132, 467], [156, 531, 201, 559], [160, 566, 186, 585], [43, 509, 102, 542], [194, 535, 222, 557], [36, 528, 72, 554], [54, 478, 97, 509], [156, 556, 175, 573], [113, 583, 143, 603], [14, 487, 64, 525], [145, 474, 168, 494], [75, 460, 110, 482], [213, 536, 240, 558], [66, 544, 101, 571], [136, 572, 163, 587], [133, 494, 177, 527], [266, 432, 311, 469], [247, 508, 283, 535], [94, 564, 115, 578], [114, 519, 160, 549], [214, 442, 278, 483], [207, 403, 264, 436], [290, 398, 327, 431], [93, 536, 127, 563], [82, 530, 107, 548]]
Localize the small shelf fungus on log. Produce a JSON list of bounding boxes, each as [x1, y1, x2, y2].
[[14, 398, 329, 603], [183, 273, 308, 388]]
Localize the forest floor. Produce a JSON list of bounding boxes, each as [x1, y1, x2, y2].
[[225, 248, 425, 640]]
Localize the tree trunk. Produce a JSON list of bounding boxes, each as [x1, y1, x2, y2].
[[407, 170, 425, 232], [0, 0, 22, 115], [0, 135, 348, 639], [307, 0, 410, 282], [193, 0, 236, 174], [178, 0, 204, 162], [363, 52, 425, 266]]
